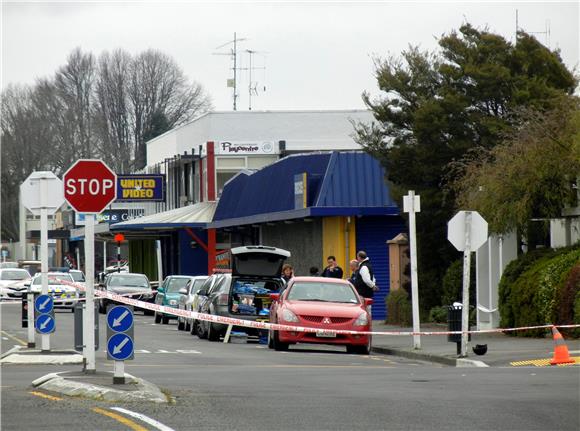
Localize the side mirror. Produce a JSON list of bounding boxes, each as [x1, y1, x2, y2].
[[270, 293, 280, 301], [24, 282, 31, 287], [197, 289, 207, 297], [157, 287, 165, 294], [178, 288, 187, 295], [364, 298, 373, 306]]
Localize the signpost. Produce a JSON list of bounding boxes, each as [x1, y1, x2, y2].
[[106, 305, 134, 384], [448, 211, 488, 357], [20, 171, 64, 351], [64, 159, 117, 373], [403, 191, 421, 350], [114, 233, 124, 273], [34, 294, 55, 335]]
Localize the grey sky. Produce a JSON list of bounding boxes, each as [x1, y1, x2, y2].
[[2, 1, 578, 111]]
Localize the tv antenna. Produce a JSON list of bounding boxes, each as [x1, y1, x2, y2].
[[213, 32, 247, 111], [244, 49, 267, 111], [515, 10, 551, 48]]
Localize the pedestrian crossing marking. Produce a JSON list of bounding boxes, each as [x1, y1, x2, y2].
[[510, 356, 580, 367]]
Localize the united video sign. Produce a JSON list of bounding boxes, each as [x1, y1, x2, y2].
[[116, 174, 165, 202]]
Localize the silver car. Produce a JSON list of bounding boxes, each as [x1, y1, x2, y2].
[[176, 276, 208, 331], [0, 268, 31, 299]]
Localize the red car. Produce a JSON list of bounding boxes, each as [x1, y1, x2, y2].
[[268, 276, 372, 354]]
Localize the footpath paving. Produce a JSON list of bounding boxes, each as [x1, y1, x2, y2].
[[370, 322, 580, 367]]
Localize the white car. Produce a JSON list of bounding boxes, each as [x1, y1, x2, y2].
[[29, 272, 79, 310], [0, 268, 31, 299], [176, 276, 208, 331]]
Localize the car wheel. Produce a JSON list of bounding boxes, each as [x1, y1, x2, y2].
[[273, 330, 288, 351], [177, 317, 184, 331], [185, 321, 191, 332], [144, 309, 154, 316], [207, 323, 221, 342], [154, 312, 161, 324], [98, 300, 106, 314], [196, 320, 208, 339], [162, 314, 169, 325]]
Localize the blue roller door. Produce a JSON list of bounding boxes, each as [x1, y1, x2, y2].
[[355, 215, 406, 321]]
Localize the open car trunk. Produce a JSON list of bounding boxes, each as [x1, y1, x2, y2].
[[230, 246, 290, 278], [230, 278, 283, 319]]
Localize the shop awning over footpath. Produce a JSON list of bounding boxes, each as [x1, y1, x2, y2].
[[210, 151, 399, 228], [110, 201, 217, 232]]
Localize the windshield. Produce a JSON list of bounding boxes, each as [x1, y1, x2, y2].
[[287, 282, 359, 304], [166, 277, 191, 293], [33, 274, 74, 285], [70, 271, 85, 282], [108, 274, 149, 289], [190, 279, 206, 294], [0, 269, 30, 280]]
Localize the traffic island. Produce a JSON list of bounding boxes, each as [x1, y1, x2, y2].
[[31, 371, 169, 403], [0, 346, 84, 365]]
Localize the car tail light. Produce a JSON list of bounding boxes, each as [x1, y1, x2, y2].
[[217, 293, 229, 306]]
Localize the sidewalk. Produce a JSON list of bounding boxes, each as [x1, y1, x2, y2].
[[370, 322, 580, 367]]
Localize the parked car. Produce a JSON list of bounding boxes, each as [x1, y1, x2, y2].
[[0, 268, 31, 299], [18, 260, 41, 277], [154, 275, 200, 324], [191, 274, 227, 339], [28, 272, 79, 311], [0, 262, 19, 269], [97, 272, 154, 315], [176, 276, 208, 331], [196, 246, 290, 341], [268, 276, 372, 354]]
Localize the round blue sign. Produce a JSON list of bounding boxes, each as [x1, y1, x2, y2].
[[107, 333, 134, 361], [106, 305, 134, 333], [34, 295, 53, 314], [35, 314, 55, 334]]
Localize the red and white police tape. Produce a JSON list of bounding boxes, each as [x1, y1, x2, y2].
[[54, 277, 580, 337]]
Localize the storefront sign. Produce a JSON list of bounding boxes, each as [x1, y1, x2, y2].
[[215, 141, 279, 155], [116, 174, 165, 202], [294, 173, 307, 209], [76, 209, 145, 226]]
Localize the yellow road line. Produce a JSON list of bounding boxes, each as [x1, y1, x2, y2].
[[510, 356, 580, 367], [92, 407, 148, 431], [1, 330, 27, 346], [29, 391, 62, 401]]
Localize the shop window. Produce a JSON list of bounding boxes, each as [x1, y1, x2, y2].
[[217, 157, 246, 169], [217, 171, 238, 197], [247, 156, 277, 169]]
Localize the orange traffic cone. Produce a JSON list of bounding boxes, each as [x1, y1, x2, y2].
[[550, 326, 575, 365]]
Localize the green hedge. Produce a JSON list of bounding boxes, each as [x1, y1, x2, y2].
[[499, 245, 580, 337], [442, 258, 475, 306]]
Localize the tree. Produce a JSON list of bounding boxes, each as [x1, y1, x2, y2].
[[450, 99, 580, 235], [128, 49, 211, 169], [354, 24, 577, 311]]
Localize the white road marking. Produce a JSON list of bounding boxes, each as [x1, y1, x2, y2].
[[175, 349, 201, 354], [134, 349, 151, 353], [111, 407, 175, 431], [2, 337, 9, 341]]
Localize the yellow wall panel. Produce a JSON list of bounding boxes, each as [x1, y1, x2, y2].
[[322, 216, 356, 278]]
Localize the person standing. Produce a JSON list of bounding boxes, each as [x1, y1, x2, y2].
[[321, 255, 344, 279], [354, 250, 377, 298], [309, 266, 320, 276], [281, 264, 294, 284], [347, 259, 359, 286]]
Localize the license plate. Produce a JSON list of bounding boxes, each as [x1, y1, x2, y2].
[[316, 330, 336, 338]]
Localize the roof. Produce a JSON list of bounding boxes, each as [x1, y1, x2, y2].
[[111, 201, 217, 231], [211, 152, 398, 228]]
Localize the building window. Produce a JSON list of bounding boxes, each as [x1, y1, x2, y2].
[[216, 171, 238, 197]]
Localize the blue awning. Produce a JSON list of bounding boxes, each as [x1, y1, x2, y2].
[[210, 152, 398, 228]]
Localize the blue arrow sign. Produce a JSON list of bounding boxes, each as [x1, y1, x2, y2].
[[35, 314, 55, 334], [107, 333, 134, 360], [34, 295, 53, 314], [107, 305, 133, 333]]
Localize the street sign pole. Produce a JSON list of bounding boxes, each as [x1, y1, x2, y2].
[[403, 191, 421, 350], [460, 212, 472, 358], [40, 178, 50, 352], [26, 292, 35, 348], [84, 213, 96, 372], [114, 360, 125, 384]]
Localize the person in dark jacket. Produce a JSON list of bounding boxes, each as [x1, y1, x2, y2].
[[354, 251, 377, 298], [347, 259, 359, 286], [281, 264, 294, 284], [309, 266, 320, 276], [321, 255, 343, 279]]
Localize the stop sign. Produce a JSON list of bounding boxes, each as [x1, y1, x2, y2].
[[63, 159, 117, 213]]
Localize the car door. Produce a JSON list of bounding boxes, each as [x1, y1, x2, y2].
[[156, 277, 169, 305]]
